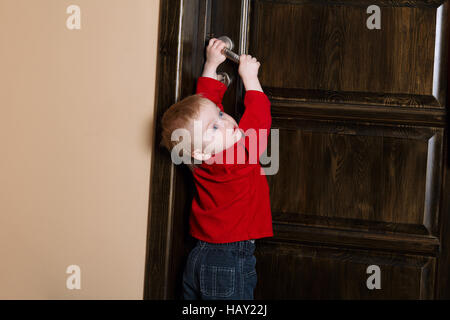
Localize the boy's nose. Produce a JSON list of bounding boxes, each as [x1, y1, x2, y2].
[[216, 119, 225, 128], [218, 118, 234, 131], [218, 119, 230, 128]]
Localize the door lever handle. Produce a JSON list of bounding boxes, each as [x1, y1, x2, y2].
[[217, 72, 232, 87], [217, 36, 240, 64]]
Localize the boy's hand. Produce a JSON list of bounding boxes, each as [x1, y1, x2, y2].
[[238, 54, 261, 81], [205, 38, 227, 67], [239, 54, 263, 92]]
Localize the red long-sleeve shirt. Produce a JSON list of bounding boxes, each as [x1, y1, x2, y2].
[[189, 76, 274, 243]]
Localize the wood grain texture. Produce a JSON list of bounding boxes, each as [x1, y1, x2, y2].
[[250, 0, 448, 299], [269, 97, 447, 127], [208, 0, 243, 117], [143, 0, 181, 300], [273, 221, 440, 255], [435, 0, 450, 299], [267, 121, 443, 236], [144, 0, 206, 299], [254, 240, 436, 299], [166, 0, 205, 300], [258, 0, 444, 7], [251, 0, 446, 107], [145, 0, 450, 300]]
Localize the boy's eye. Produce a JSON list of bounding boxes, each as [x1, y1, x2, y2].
[[212, 111, 223, 130]]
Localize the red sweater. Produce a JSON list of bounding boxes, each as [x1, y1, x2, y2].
[[189, 76, 274, 243]]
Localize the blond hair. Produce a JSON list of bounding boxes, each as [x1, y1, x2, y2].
[[160, 94, 210, 152]]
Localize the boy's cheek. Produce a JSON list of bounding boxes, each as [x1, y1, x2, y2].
[[235, 129, 243, 141], [204, 140, 218, 154], [202, 133, 213, 145]]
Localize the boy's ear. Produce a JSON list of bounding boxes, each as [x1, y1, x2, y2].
[[192, 149, 212, 161]]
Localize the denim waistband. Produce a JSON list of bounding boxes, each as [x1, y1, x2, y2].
[[197, 239, 255, 254]]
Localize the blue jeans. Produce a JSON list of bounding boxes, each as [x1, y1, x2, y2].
[[182, 239, 257, 300]]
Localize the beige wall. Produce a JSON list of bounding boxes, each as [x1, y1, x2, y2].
[[0, 0, 159, 299]]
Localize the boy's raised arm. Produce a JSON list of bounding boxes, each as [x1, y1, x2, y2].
[[195, 38, 229, 111], [238, 54, 271, 132], [196, 75, 227, 112], [238, 87, 272, 133], [237, 54, 272, 160]]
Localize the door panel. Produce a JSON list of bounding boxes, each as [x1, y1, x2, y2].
[[252, 0, 446, 108], [255, 241, 436, 299], [267, 121, 443, 237]]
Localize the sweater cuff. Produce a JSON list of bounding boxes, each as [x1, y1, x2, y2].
[[244, 90, 271, 107], [196, 77, 228, 105]]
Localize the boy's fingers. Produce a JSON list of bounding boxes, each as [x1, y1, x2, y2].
[[208, 38, 217, 46], [217, 42, 226, 51], [213, 40, 224, 48], [238, 54, 261, 64]]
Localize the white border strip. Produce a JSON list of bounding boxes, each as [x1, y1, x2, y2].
[[432, 4, 443, 99]]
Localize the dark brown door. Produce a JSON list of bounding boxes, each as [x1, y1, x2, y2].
[[145, 0, 450, 299]]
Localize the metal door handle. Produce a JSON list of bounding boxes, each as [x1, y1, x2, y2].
[[217, 72, 232, 87], [217, 36, 240, 64]]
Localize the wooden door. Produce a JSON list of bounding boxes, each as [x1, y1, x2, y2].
[[145, 0, 450, 299]]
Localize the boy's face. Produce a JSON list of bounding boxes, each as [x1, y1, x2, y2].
[[188, 100, 243, 160]]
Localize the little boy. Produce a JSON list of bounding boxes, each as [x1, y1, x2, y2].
[[160, 38, 273, 300]]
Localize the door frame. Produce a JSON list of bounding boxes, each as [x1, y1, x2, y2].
[[143, 0, 208, 299], [436, 1, 450, 299]]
